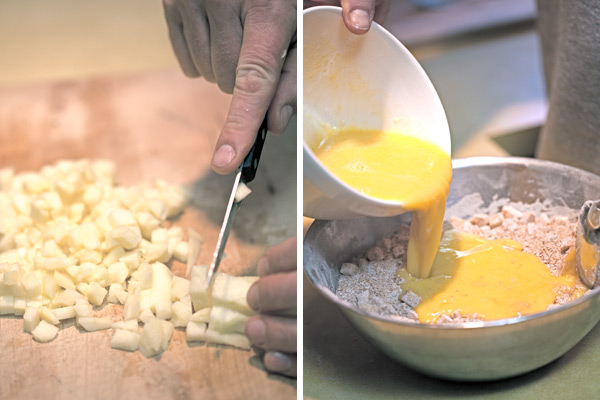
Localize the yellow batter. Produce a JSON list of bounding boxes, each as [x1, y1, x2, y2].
[[398, 230, 583, 322], [310, 127, 452, 278]]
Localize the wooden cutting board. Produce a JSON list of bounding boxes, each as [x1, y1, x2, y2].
[[0, 70, 297, 399]]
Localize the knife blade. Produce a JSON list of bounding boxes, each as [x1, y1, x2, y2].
[[205, 118, 268, 290]]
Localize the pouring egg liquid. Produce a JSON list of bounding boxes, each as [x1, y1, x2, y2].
[[309, 127, 452, 278]]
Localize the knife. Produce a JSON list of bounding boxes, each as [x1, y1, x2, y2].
[[205, 118, 268, 290]]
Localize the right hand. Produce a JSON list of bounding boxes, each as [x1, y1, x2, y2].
[[303, 0, 391, 34], [163, 0, 297, 175]]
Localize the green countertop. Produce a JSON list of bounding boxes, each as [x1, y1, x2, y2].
[[303, 273, 600, 399]]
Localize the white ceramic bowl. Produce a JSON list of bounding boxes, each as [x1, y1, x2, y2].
[[303, 6, 451, 220]]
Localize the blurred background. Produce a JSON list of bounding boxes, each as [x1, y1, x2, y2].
[[388, 0, 543, 159], [0, 0, 177, 85]]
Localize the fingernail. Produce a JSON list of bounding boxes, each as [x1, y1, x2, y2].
[[349, 9, 370, 31], [246, 317, 266, 346], [279, 105, 295, 135], [212, 144, 235, 168], [257, 256, 269, 277], [266, 352, 292, 373], [247, 283, 260, 312]]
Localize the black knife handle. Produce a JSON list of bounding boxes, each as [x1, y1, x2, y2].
[[241, 117, 268, 183]]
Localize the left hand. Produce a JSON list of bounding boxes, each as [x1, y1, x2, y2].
[[245, 237, 297, 377]]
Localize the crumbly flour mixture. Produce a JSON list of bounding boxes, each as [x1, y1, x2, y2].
[[335, 205, 586, 323]]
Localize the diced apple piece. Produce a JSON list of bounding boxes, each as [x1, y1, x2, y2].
[[74, 298, 92, 317], [139, 317, 165, 358], [73, 249, 103, 265], [40, 307, 60, 325], [69, 222, 101, 251], [203, 329, 251, 350], [14, 298, 26, 316], [155, 303, 172, 320], [0, 295, 15, 315], [70, 262, 94, 283], [3, 268, 20, 286], [103, 246, 125, 268], [87, 265, 109, 287], [21, 272, 42, 299], [112, 319, 139, 332], [42, 275, 59, 299], [151, 228, 168, 244], [143, 243, 171, 263], [35, 257, 77, 271], [185, 321, 207, 342], [136, 211, 161, 240], [147, 198, 167, 221], [171, 299, 192, 328], [160, 320, 174, 350], [107, 226, 141, 250], [107, 283, 128, 304], [190, 308, 211, 323], [139, 308, 155, 324], [234, 182, 252, 203], [171, 276, 190, 301], [69, 203, 85, 224], [42, 239, 65, 257], [111, 328, 140, 352], [189, 265, 210, 312], [23, 306, 41, 333], [82, 282, 106, 306], [135, 262, 153, 290], [52, 306, 76, 320], [83, 184, 103, 207], [108, 208, 137, 227], [186, 229, 203, 277], [209, 305, 250, 334], [32, 320, 59, 342], [123, 286, 141, 321], [77, 316, 112, 332], [108, 261, 129, 284], [119, 250, 141, 272], [139, 263, 172, 318], [211, 274, 258, 315], [54, 288, 84, 307], [173, 241, 189, 263]]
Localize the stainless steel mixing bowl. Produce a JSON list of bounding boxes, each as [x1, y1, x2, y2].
[[303, 157, 600, 381]]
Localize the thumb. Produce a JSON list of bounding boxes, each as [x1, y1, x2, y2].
[[212, 3, 296, 174]]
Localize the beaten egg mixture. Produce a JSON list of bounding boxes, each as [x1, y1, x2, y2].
[[311, 127, 582, 322]]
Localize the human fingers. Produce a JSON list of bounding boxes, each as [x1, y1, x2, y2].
[[340, 0, 377, 34], [211, 0, 296, 174], [257, 237, 297, 277], [205, 0, 243, 94], [266, 38, 297, 136], [246, 314, 297, 353], [163, 0, 200, 77], [247, 270, 297, 314], [264, 351, 297, 377], [178, 0, 216, 82]]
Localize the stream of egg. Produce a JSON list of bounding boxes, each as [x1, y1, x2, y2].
[[311, 127, 582, 322]]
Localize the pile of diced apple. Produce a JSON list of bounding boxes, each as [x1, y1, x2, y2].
[[0, 159, 257, 358]]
